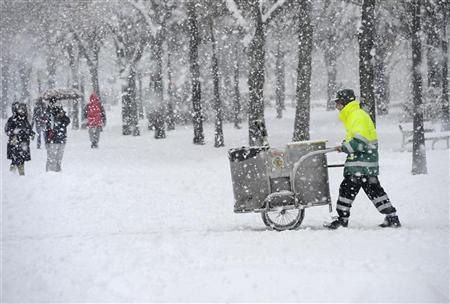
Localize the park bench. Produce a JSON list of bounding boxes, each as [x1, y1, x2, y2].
[[399, 123, 450, 150]]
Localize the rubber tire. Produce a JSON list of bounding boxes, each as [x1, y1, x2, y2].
[[261, 208, 305, 231]]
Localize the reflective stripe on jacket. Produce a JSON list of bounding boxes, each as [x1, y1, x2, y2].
[[339, 100, 379, 176]]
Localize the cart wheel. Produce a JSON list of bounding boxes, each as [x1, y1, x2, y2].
[[261, 208, 305, 231]]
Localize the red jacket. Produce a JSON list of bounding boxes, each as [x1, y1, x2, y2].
[[85, 93, 105, 128]]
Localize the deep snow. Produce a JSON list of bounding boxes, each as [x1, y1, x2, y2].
[[1, 102, 449, 302]]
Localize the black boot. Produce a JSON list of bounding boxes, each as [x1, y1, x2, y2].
[[379, 215, 401, 228], [325, 217, 348, 230]]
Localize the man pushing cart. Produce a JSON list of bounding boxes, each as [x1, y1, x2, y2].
[[228, 89, 401, 231]]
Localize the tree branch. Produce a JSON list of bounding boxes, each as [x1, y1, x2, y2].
[[263, 0, 294, 24], [128, 0, 158, 38]]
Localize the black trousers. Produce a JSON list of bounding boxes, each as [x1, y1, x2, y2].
[[336, 175, 397, 219]]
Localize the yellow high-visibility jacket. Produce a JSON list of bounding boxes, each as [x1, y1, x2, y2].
[[339, 100, 379, 176]]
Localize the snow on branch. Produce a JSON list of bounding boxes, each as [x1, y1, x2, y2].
[[225, 0, 255, 47], [129, 0, 158, 38], [262, 0, 289, 24], [72, 30, 95, 67], [225, 0, 251, 32]]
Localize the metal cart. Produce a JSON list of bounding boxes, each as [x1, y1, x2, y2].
[[228, 140, 337, 231]]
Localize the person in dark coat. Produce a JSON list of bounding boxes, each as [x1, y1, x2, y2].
[[83, 92, 106, 148], [32, 97, 49, 149], [45, 105, 70, 172], [5, 102, 35, 175]]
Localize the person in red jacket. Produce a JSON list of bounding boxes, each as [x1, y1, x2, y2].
[[83, 93, 106, 148]]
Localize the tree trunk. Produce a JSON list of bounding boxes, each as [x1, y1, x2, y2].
[[233, 41, 241, 129], [441, 1, 449, 131], [153, 37, 166, 139], [1, 51, 9, 119], [138, 72, 144, 119], [359, 0, 376, 124], [425, 1, 442, 89], [247, 12, 266, 146], [223, 74, 233, 122], [122, 66, 139, 136], [89, 59, 100, 97], [275, 37, 286, 119], [210, 20, 224, 148], [67, 43, 80, 129], [19, 62, 31, 105], [37, 70, 43, 95], [11, 69, 18, 103], [166, 52, 175, 130], [188, 1, 204, 145], [46, 50, 57, 89], [411, 0, 427, 175], [324, 49, 337, 111], [293, 0, 313, 142], [80, 76, 87, 129], [374, 55, 390, 115]]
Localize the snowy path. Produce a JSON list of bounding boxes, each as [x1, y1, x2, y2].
[[2, 105, 449, 302]]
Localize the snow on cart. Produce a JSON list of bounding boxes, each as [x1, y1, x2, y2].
[[228, 140, 338, 231]]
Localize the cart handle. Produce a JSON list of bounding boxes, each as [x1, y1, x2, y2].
[[290, 147, 339, 194]]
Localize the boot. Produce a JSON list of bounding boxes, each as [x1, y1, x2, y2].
[[18, 164, 25, 176], [10, 164, 16, 172], [325, 217, 348, 230], [379, 215, 401, 228]]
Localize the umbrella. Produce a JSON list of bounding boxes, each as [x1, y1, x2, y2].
[[41, 88, 82, 101]]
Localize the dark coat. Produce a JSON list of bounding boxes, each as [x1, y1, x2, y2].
[[32, 100, 50, 129], [5, 114, 35, 163], [45, 109, 71, 144]]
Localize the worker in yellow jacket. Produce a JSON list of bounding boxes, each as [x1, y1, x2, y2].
[[325, 89, 401, 229]]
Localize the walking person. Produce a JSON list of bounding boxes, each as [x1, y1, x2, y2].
[[32, 97, 49, 149], [5, 102, 35, 175], [83, 92, 106, 148], [325, 89, 401, 229], [45, 106, 70, 172]]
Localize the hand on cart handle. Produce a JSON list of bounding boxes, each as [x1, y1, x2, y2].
[[334, 145, 343, 152]]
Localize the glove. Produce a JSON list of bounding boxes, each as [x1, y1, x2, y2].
[[335, 145, 343, 152]]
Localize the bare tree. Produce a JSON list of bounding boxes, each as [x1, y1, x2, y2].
[[314, 1, 358, 111], [108, 7, 148, 136], [274, 30, 286, 119], [226, 0, 294, 146], [131, 0, 178, 139], [411, 0, 427, 175], [441, 0, 449, 130], [65, 37, 81, 129], [359, 0, 376, 124], [1, 1, 14, 118], [166, 51, 176, 131], [374, 2, 401, 115], [210, 19, 224, 147], [18, 61, 32, 108], [187, 0, 204, 145], [73, 26, 105, 97], [232, 37, 242, 129], [1, 49, 10, 118], [292, 0, 313, 142]]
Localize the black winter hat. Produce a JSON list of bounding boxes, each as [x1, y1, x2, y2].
[[334, 89, 356, 105]]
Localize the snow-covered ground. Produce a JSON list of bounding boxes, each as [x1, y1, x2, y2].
[[2, 102, 449, 302]]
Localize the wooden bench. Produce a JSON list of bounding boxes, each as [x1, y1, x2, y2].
[[399, 123, 450, 150], [425, 131, 450, 149]]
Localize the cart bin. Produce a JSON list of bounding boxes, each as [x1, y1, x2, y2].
[[287, 140, 331, 206], [228, 146, 270, 212]]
